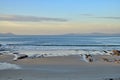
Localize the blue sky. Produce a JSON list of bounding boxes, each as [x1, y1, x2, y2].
[[0, 0, 120, 35], [1, 0, 120, 17]]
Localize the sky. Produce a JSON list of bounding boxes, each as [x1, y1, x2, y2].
[[0, 0, 120, 35]]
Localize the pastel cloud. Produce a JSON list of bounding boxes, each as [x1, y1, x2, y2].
[[0, 14, 120, 35], [95, 17, 120, 19], [0, 14, 68, 22], [80, 13, 120, 20]]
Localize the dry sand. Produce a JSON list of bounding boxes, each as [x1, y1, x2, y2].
[[0, 55, 120, 80]]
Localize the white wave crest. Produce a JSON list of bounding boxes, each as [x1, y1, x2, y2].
[[0, 62, 21, 70]]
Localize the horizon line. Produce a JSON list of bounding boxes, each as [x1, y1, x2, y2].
[[0, 32, 120, 36]]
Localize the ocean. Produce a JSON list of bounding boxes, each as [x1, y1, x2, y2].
[[0, 35, 120, 56]]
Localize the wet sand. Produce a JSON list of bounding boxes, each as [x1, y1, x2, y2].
[[0, 55, 120, 80]]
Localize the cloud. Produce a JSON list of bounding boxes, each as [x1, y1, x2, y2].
[[0, 14, 68, 22], [80, 14, 120, 20], [95, 17, 120, 19]]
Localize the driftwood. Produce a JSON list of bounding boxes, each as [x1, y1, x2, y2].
[[13, 52, 28, 61]]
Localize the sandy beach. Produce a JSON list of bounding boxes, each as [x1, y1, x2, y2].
[[0, 54, 120, 80]]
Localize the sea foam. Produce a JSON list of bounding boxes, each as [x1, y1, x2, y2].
[[0, 62, 21, 70]]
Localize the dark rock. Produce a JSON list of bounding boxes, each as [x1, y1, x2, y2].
[[13, 52, 19, 54], [17, 55, 28, 59], [112, 50, 120, 56], [109, 78, 113, 80], [0, 53, 3, 55], [13, 53, 28, 61], [103, 50, 108, 53]]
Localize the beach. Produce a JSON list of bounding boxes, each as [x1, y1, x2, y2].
[[1, 0, 120, 79], [0, 35, 120, 80], [0, 54, 120, 80]]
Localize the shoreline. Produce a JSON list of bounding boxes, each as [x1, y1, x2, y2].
[[1, 54, 120, 66]]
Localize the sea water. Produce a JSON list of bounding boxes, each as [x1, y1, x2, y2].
[[0, 35, 120, 56], [0, 62, 21, 70]]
